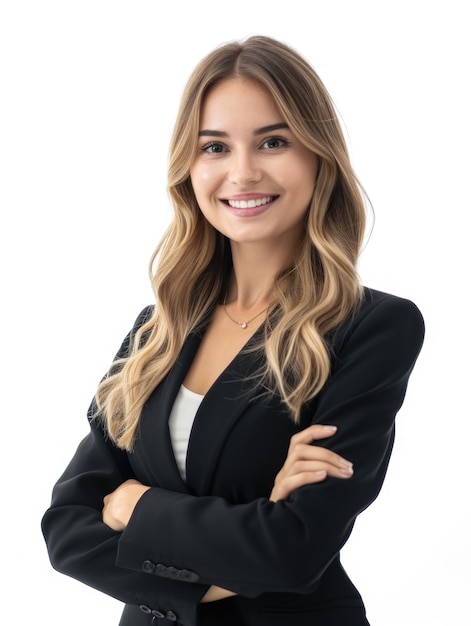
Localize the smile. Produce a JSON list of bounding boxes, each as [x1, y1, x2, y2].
[[225, 196, 277, 209]]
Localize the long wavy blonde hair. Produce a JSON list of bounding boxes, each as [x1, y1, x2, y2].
[[96, 36, 367, 450]]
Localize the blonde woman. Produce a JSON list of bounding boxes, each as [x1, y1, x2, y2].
[[42, 36, 424, 626]]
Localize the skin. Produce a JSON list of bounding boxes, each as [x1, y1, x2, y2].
[[189, 77, 318, 262], [102, 78, 354, 603]]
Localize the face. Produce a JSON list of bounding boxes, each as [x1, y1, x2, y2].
[[189, 78, 318, 250]]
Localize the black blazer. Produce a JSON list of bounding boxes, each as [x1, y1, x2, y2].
[[41, 288, 425, 626]]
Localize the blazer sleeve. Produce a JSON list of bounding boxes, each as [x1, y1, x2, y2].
[[41, 306, 210, 626], [115, 294, 425, 599]]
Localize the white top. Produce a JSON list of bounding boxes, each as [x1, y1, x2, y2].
[[168, 384, 204, 481]]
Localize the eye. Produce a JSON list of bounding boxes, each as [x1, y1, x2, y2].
[[201, 142, 226, 154], [260, 136, 288, 150]]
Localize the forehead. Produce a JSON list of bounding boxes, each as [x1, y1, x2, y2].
[[199, 77, 283, 130]]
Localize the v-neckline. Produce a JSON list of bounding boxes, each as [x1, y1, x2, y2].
[[182, 306, 267, 397]]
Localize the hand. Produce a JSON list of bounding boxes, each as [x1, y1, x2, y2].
[[102, 479, 150, 531], [200, 585, 237, 603], [269, 425, 353, 502]]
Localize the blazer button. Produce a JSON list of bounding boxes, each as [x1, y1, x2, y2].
[[138, 605, 152, 614], [155, 563, 167, 576], [142, 560, 155, 574], [151, 609, 165, 619], [180, 568, 200, 582], [165, 611, 178, 622]]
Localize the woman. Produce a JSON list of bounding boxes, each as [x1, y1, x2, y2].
[[42, 36, 425, 625]]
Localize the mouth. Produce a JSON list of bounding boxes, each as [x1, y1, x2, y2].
[[221, 195, 278, 210]]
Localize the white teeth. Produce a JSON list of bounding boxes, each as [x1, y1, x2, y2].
[[227, 196, 274, 209]]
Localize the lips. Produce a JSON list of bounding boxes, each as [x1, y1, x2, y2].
[[220, 195, 280, 218], [225, 196, 276, 209], [221, 195, 279, 218]]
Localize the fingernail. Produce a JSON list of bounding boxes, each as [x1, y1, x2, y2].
[[324, 425, 337, 431]]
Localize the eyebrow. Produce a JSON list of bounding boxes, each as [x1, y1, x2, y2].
[[198, 123, 289, 137]]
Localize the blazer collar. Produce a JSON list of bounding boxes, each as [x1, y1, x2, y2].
[[134, 329, 265, 495]]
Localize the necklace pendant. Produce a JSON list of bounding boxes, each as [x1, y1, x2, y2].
[[241, 322, 248, 329]]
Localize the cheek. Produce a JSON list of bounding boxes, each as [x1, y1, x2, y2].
[[190, 163, 221, 196], [277, 163, 316, 200], [296, 161, 317, 199]]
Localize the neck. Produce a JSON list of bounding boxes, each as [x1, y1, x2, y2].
[[226, 240, 296, 308]]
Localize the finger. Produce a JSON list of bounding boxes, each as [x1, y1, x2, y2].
[[271, 470, 328, 502], [271, 471, 327, 502], [285, 442, 353, 474], [294, 444, 353, 470], [288, 424, 337, 453], [275, 458, 353, 489], [289, 459, 354, 479]]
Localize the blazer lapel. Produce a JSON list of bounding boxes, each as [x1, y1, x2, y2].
[[185, 332, 265, 496], [131, 328, 265, 496], [131, 333, 202, 493]]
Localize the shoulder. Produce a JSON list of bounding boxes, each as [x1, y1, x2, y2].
[[128, 305, 155, 339], [114, 305, 155, 360], [356, 287, 424, 330], [133, 305, 155, 329], [329, 287, 425, 367], [130, 304, 156, 347]]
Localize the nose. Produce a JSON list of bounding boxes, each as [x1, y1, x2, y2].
[[228, 150, 262, 186]]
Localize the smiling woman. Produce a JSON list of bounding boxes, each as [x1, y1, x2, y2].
[[190, 78, 318, 251], [41, 35, 424, 626]]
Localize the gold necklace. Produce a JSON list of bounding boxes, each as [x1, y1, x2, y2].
[[223, 299, 269, 329]]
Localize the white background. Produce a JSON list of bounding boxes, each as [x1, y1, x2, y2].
[[1, 1, 469, 624]]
